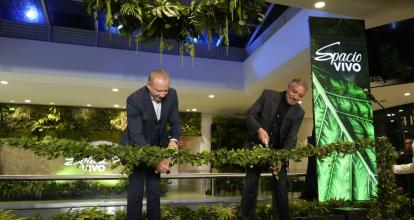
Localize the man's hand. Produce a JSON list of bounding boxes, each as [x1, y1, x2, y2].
[[155, 159, 170, 173], [271, 161, 284, 173], [258, 128, 269, 146], [169, 139, 178, 149]]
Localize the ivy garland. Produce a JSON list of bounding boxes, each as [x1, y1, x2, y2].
[[0, 136, 374, 174], [85, 0, 265, 63], [0, 136, 403, 218]]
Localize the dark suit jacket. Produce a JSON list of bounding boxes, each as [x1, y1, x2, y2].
[[120, 86, 180, 147], [246, 89, 304, 150]]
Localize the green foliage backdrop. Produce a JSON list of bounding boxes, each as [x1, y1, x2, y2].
[[0, 104, 201, 141]]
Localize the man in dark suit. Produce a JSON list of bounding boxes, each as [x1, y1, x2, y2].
[[241, 79, 307, 220], [120, 69, 180, 220]]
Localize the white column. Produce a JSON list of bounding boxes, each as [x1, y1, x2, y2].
[[198, 113, 212, 172]]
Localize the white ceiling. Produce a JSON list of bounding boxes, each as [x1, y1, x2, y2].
[[0, 0, 413, 116]]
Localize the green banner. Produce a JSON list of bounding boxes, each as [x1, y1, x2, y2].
[[309, 17, 377, 201]]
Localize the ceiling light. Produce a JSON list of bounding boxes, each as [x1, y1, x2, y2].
[[25, 7, 39, 21], [50, 102, 54, 105], [390, 120, 394, 123], [1, 81, 8, 85], [298, 101, 302, 104], [24, 99, 31, 103], [386, 114, 391, 117], [314, 1, 326, 9], [86, 104, 92, 107], [191, 108, 197, 112], [404, 92, 410, 96], [208, 95, 215, 99], [186, 109, 190, 112], [112, 88, 119, 92], [114, 104, 120, 108], [399, 109, 403, 112], [10, 100, 14, 103]]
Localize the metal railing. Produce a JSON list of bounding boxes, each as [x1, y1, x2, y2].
[[0, 172, 306, 180]]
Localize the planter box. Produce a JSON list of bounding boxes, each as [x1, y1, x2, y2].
[[333, 208, 367, 220]]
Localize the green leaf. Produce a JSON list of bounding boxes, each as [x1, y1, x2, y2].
[[313, 69, 377, 201]]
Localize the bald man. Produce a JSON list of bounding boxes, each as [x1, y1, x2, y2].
[[120, 69, 180, 220]]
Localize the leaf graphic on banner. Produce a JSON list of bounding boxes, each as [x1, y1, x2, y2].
[[313, 68, 377, 201]]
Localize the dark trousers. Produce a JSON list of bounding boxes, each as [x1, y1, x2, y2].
[[127, 166, 161, 220], [240, 166, 288, 220]]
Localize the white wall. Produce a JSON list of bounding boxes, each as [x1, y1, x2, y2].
[[0, 37, 244, 90]]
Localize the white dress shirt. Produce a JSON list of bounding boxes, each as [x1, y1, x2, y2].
[[393, 142, 414, 174], [150, 96, 161, 120], [150, 95, 178, 145]]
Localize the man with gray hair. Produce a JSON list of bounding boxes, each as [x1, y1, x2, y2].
[[241, 79, 308, 220]]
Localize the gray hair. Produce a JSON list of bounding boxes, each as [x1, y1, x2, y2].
[[288, 78, 308, 91]]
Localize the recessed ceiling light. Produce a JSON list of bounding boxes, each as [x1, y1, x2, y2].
[[208, 94, 215, 99], [191, 108, 197, 112], [112, 88, 119, 92], [298, 101, 302, 104], [314, 1, 326, 8], [10, 100, 14, 103], [86, 104, 92, 107], [399, 109, 403, 112], [1, 81, 8, 85], [50, 102, 54, 105], [24, 99, 31, 103], [114, 104, 120, 108], [186, 109, 190, 112], [404, 92, 410, 96]]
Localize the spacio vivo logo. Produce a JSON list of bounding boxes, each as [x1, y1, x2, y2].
[[314, 42, 362, 72]]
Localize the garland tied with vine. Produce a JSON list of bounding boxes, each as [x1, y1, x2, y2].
[[0, 136, 379, 174], [0, 136, 402, 218]]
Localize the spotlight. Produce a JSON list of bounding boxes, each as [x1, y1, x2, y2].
[[314, 1, 326, 9], [25, 7, 39, 21]]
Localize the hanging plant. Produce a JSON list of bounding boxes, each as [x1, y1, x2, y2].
[[85, 0, 265, 63]]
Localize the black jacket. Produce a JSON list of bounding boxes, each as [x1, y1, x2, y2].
[[246, 89, 304, 150], [120, 86, 180, 147]]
